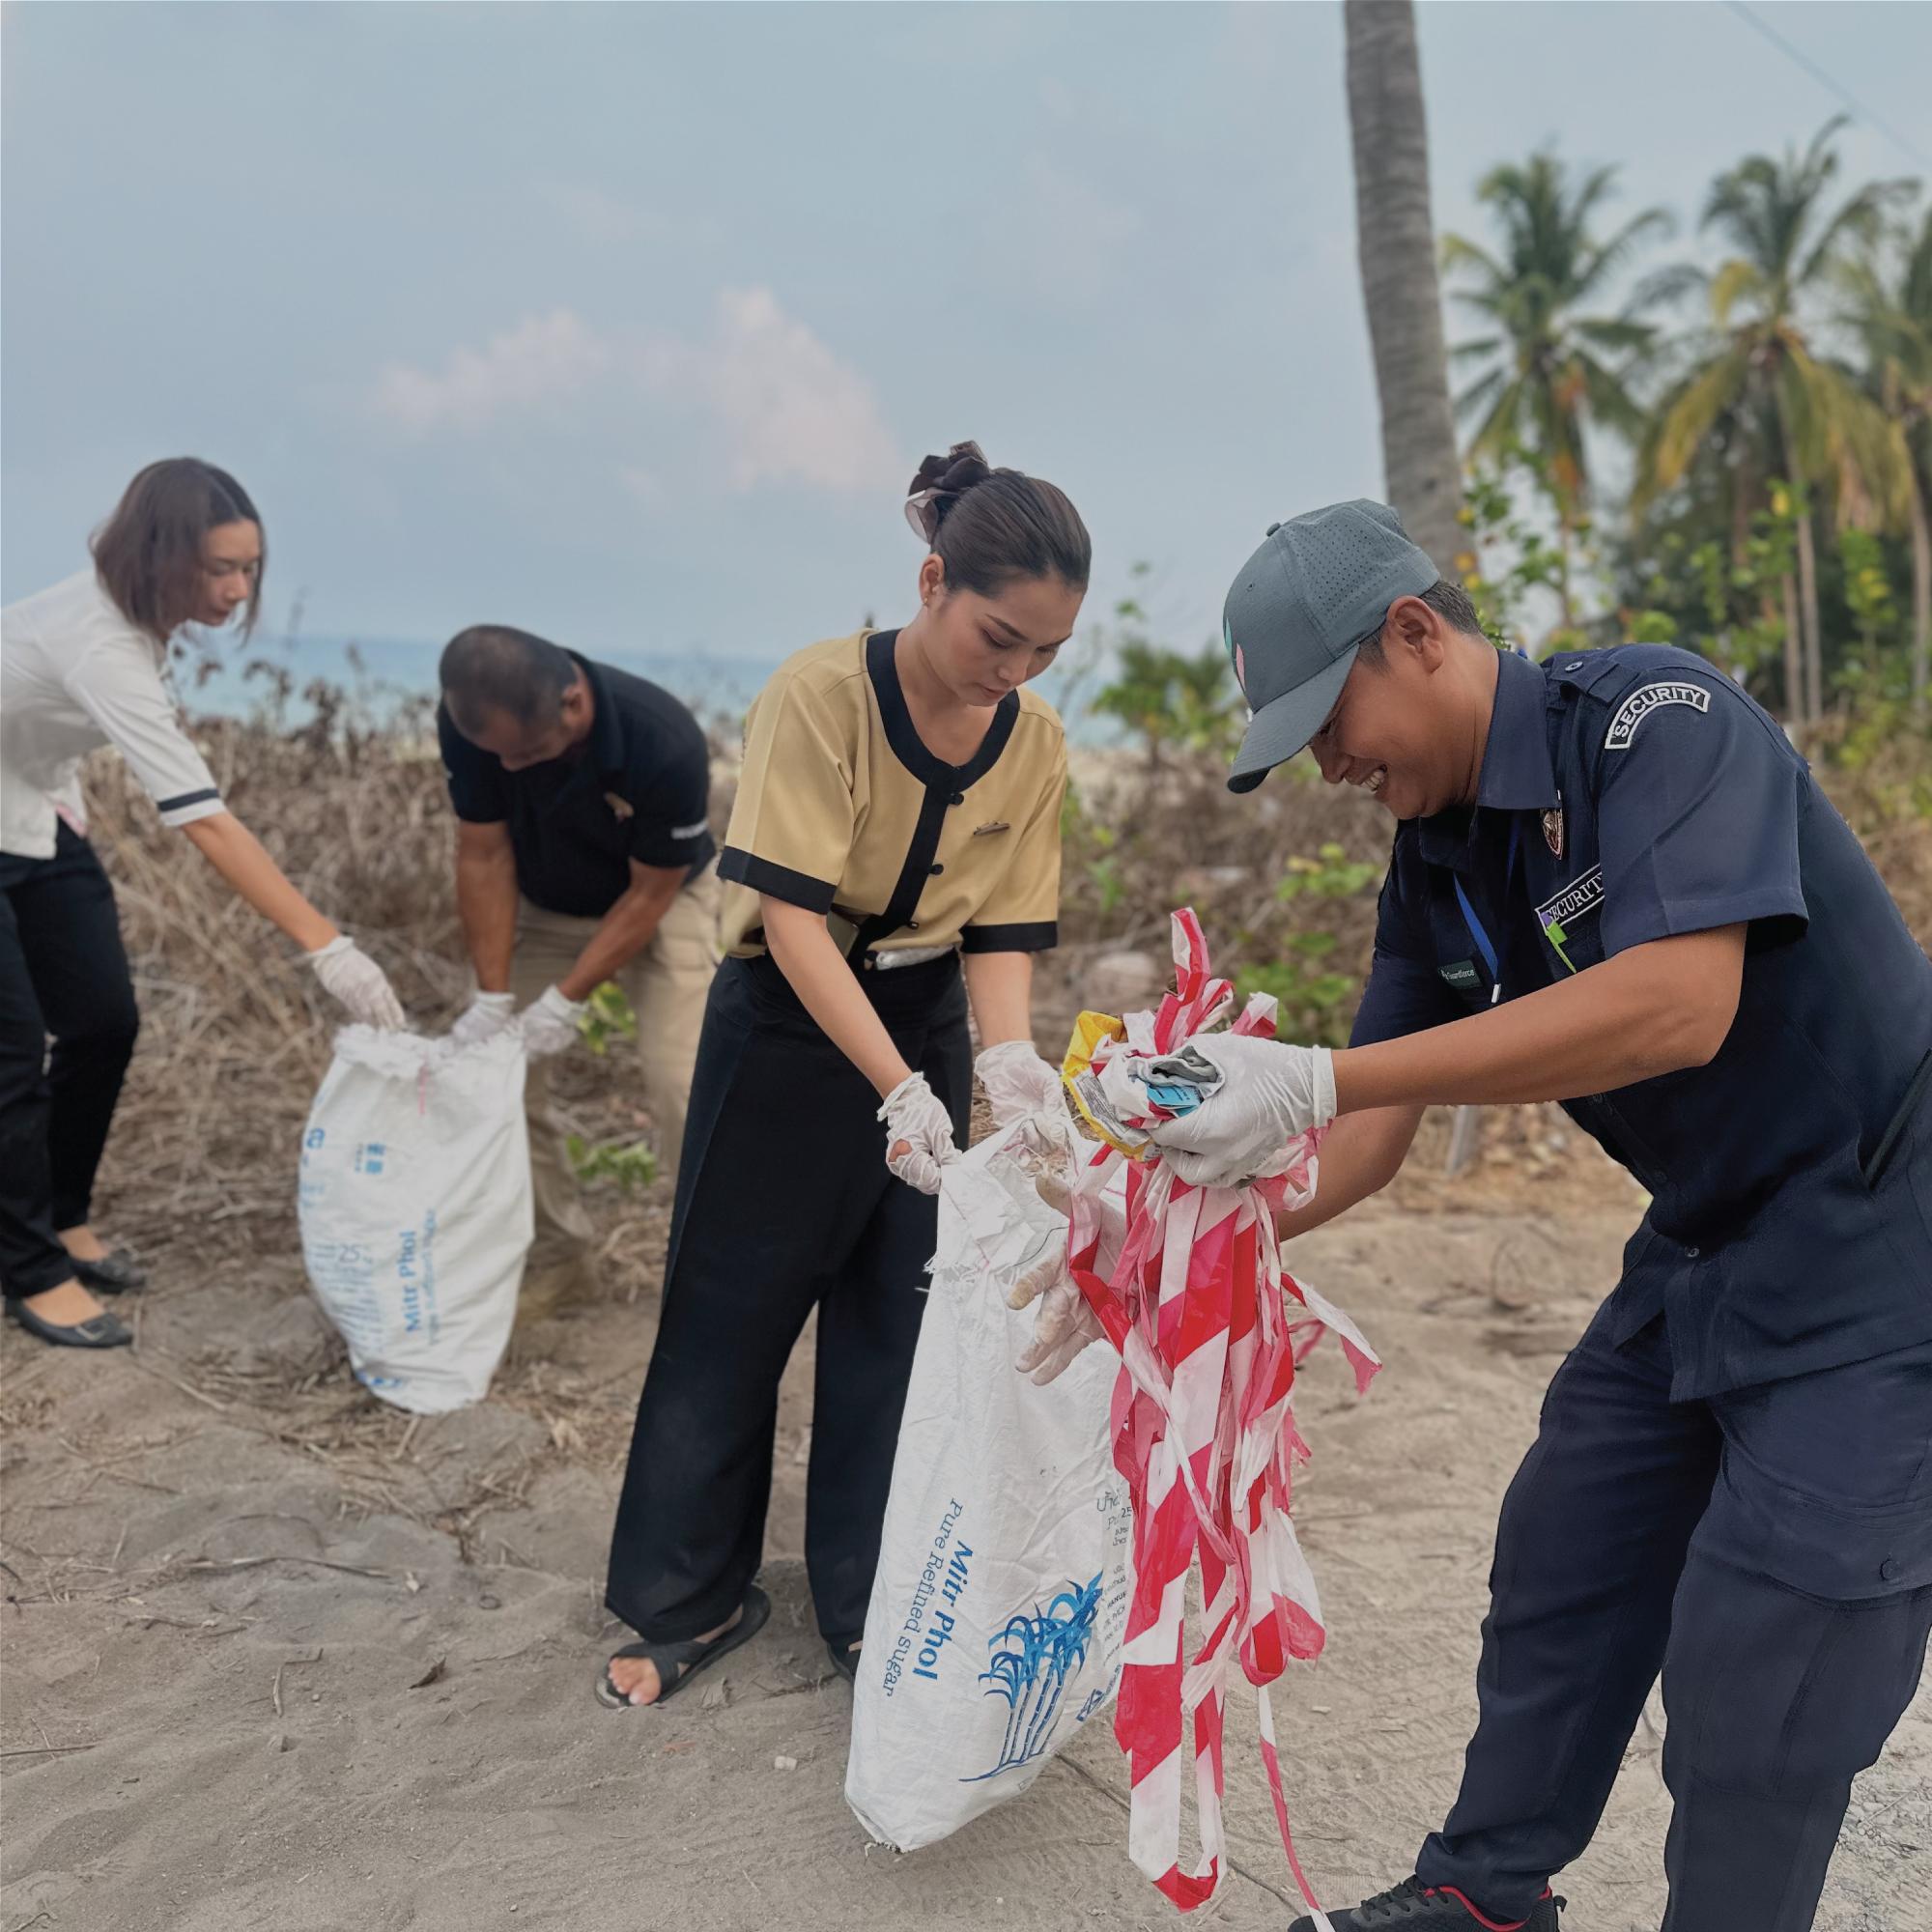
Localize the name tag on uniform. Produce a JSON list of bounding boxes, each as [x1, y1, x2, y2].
[[1536, 866, 1605, 975], [1439, 959, 1482, 991]]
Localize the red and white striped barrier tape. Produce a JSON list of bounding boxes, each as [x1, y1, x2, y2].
[[1063, 909, 1379, 1921]]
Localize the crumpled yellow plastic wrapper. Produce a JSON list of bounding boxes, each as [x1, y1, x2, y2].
[[1061, 1009, 1148, 1157]]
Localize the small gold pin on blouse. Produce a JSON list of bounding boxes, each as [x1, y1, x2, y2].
[[972, 820, 1010, 838]]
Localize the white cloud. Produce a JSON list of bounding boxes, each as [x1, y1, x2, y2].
[[697, 287, 901, 493], [372, 309, 611, 434], [370, 290, 898, 495]]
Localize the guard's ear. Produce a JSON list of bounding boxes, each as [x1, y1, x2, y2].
[[1382, 594, 1450, 673]]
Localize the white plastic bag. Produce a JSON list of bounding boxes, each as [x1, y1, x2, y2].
[[845, 1119, 1131, 1851], [297, 1027, 533, 1413]]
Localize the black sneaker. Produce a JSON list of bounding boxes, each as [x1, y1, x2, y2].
[[1289, 1877, 1564, 1932]]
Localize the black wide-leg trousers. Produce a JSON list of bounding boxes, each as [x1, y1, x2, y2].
[[606, 951, 971, 1648], [0, 825, 141, 1299]]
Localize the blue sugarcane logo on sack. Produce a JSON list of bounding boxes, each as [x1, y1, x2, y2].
[[964, 1573, 1106, 1783]]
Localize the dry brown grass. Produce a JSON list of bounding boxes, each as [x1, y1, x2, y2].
[[80, 686, 1930, 1363]]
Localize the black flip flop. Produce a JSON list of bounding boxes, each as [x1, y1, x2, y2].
[[6, 1298, 132, 1350], [71, 1248, 148, 1295], [825, 1634, 861, 1685], [597, 1584, 771, 1710]]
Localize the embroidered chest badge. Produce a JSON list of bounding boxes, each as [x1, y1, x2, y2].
[[1604, 680, 1710, 751], [1535, 866, 1604, 975], [972, 821, 1010, 838], [1542, 798, 1565, 859], [604, 791, 635, 822]]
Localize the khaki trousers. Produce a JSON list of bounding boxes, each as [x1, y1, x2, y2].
[[509, 871, 721, 1269]]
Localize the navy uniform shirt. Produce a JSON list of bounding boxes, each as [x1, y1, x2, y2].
[[439, 653, 716, 919], [1352, 643, 1932, 1399]]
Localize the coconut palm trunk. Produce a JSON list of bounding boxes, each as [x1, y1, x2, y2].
[[1911, 482, 1930, 715], [1345, 0, 1463, 573], [1782, 573, 1805, 728], [1345, 0, 1479, 1174], [1798, 509, 1826, 724]]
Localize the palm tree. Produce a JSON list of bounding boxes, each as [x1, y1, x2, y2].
[[1840, 207, 1932, 714], [1443, 152, 1673, 625], [1639, 118, 1914, 725], [1345, 0, 1463, 576], [1345, 0, 1483, 1177]]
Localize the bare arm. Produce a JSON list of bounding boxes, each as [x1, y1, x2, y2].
[[180, 811, 337, 952], [760, 898, 913, 1097], [556, 860, 688, 1003], [1332, 926, 1747, 1114], [454, 821, 520, 993], [962, 951, 1035, 1050], [1274, 1104, 1424, 1242]]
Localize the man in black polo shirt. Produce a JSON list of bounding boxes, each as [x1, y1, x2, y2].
[[438, 626, 720, 1312]]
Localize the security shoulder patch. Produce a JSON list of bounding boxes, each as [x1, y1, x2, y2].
[[1604, 680, 1711, 751]]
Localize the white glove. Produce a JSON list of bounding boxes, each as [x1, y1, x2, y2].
[[306, 936, 406, 1030], [1009, 1123, 1124, 1385], [1137, 1034, 1336, 1187], [878, 1072, 958, 1195], [517, 984, 587, 1060], [450, 989, 517, 1047], [976, 1038, 1067, 1132]]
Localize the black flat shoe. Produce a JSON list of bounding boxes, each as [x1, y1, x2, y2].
[[71, 1248, 147, 1294], [6, 1298, 133, 1350]]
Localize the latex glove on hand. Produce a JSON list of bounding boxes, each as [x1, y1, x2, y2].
[[450, 989, 517, 1047], [878, 1071, 958, 1195], [975, 1038, 1067, 1133], [1135, 1033, 1336, 1187], [307, 936, 406, 1030], [518, 984, 587, 1060], [1008, 1122, 1125, 1385]]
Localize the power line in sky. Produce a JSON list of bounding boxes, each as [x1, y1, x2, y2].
[[1723, 1, 1931, 174]]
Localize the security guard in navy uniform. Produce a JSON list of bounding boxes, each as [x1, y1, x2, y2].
[[1131, 501, 1932, 1932]]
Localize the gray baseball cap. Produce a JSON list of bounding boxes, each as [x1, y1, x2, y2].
[[1222, 498, 1438, 793]]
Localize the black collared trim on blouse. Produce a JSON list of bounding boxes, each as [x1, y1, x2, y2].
[[851, 629, 1021, 962], [718, 846, 838, 914], [962, 921, 1059, 954]]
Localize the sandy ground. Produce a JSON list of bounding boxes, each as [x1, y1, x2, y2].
[[3, 1130, 1927, 1932]]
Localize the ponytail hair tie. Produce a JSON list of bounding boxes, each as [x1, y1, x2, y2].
[[904, 440, 992, 544]]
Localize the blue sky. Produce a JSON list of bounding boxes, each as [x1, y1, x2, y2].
[[4, 2, 1927, 676]]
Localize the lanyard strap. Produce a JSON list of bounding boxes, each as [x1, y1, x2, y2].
[[1453, 818, 1521, 993]]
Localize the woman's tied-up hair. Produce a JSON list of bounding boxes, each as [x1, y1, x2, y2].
[[904, 441, 1091, 598]]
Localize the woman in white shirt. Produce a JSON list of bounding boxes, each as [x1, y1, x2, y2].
[[0, 459, 405, 1350]]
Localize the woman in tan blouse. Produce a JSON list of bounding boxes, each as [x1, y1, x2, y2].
[[600, 443, 1089, 1707]]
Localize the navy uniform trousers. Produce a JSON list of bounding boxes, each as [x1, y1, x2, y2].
[[605, 950, 971, 1652], [1417, 1297, 1932, 1928]]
